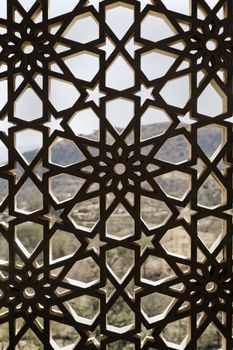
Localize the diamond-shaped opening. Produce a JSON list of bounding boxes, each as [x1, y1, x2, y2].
[[106, 247, 134, 283], [0, 232, 8, 263], [50, 229, 81, 262], [106, 98, 134, 134], [141, 11, 177, 42], [15, 129, 43, 165], [14, 87, 42, 121], [197, 124, 225, 160], [15, 179, 43, 214], [141, 106, 171, 141], [64, 51, 99, 82], [106, 2, 134, 40], [155, 135, 190, 164], [155, 171, 191, 200], [141, 255, 175, 285], [53, 42, 70, 54], [160, 226, 191, 259], [197, 216, 225, 251], [17, 328, 43, 349], [69, 108, 99, 141], [106, 54, 135, 91], [198, 80, 227, 117], [66, 295, 100, 325], [62, 12, 99, 43], [65, 257, 100, 288], [69, 197, 100, 232], [141, 292, 175, 323], [50, 321, 80, 349], [16, 222, 43, 258], [205, 0, 222, 11], [50, 174, 85, 204], [0, 178, 8, 205], [197, 322, 222, 350], [141, 196, 171, 229], [50, 62, 64, 73], [49, 77, 80, 111], [141, 49, 176, 80], [160, 317, 190, 348], [197, 173, 225, 209], [160, 75, 190, 108], [49, 137, 85, 167], [107, 296, 135, 334], [18, 0, 36, 11], [106, 203, 134, 240]]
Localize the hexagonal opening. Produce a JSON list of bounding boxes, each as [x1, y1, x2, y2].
[[106, 296, 135, 334], [69, 108, 99, 141], [50, 229, 81, 262], [65, 257, 100, 288], [69, 197, 100, 232], [106, 203, 134, 240], [62, 12, 99, 43], [64, 51, 99, 82], [141, 292, 175, 323], [49, 137, 85, 167], [155, 134, 190, 164], [141, 255, 175, 285], [141, 196, 172, 229], [106, 54, 134, 91], [66, 295, 100, 325], [155, 171, 191, 201], [49, 173, 85, 204]]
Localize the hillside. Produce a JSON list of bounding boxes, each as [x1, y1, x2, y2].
[[22, 122, 222, 166], [0, 123, 223, 349], [0, 123, 222, 210]]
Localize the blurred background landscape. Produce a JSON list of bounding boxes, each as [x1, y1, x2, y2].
[[0, 122, 225, 349]]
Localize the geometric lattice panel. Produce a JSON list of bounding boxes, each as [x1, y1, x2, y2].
[[0, 0, 233, 349]]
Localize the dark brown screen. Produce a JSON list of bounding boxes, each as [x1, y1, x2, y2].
[[0, 0, 232, 349]]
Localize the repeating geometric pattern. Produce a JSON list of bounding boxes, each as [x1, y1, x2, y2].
[[0, 0, 232, 349]]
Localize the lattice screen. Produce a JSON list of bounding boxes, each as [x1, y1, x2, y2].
[[0, 0, 232, 349]]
